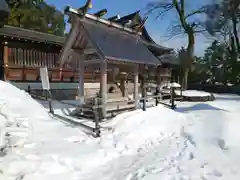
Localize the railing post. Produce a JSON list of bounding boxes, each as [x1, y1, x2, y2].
[[170, 87, 176, 109], [47, 90, 54, 114], [93, 98, 100, 137], [155, 86, 159, 106], [27, 85, 31, 94], [142, 86, 146, 111]]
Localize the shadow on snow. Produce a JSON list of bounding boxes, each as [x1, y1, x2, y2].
[[175, 103, 228, 113]]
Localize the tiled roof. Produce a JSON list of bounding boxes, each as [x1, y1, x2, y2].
[[82, 19, 161, 65]]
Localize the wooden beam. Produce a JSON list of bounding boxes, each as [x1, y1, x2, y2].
[[59, 19, 80, 67], [82, 48, 96, 55], [73, 47, 96, 55], [84, 59, 101, 64], [3, 41, 8, 67], [73, 33, 85, 48]]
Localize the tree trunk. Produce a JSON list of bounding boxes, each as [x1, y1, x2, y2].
[[231, 15, 240, 52], [183, 68, 189, 90], [183, 27, 195, 90]]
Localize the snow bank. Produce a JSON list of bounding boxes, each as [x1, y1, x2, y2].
[[0, 81, 90, 179], [138, 95, 240, 180], [0, 81, 51, 149], [175, 90, 212, 97], [0, 81, 49, 120], [109, 105, 185, 152]]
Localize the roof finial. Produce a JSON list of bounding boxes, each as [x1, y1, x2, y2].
[[93, 9, 107, 17], [135, 16, 148, 33], [77, 0, 93, 16], [108, 15, 121, 21]]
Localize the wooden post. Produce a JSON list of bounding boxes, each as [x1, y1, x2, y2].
[[3, 41, 8, 80], [133, 65, 139, 109], [100, 61, 107, 119], [156, 66, 161, 85], [79, 59, 84, 104], [140, 75, 146, 111]]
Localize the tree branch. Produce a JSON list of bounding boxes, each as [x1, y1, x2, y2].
[[173, 0, 188, 31], [185, 8, 206, 19], [145, 2, 174, 19]]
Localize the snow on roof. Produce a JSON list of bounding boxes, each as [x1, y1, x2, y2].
[[170, 82, 181, 88]]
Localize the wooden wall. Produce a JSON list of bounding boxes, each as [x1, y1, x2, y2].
[[2, 39, 101, 82]]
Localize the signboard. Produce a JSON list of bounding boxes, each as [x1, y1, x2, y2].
[[40, 67, 50, 90]]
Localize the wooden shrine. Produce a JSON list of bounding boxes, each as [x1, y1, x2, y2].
[[60, 4, 178, 118]]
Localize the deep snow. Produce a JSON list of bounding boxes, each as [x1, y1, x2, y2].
[[0, 81, 240, 180]]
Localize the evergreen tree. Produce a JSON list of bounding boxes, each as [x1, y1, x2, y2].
[[5, 0, 65, 36]]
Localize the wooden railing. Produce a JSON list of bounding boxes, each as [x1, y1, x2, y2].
[[8, 47, 59, 68]]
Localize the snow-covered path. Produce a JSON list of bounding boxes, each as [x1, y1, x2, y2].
[[0, 81, 240, 180]]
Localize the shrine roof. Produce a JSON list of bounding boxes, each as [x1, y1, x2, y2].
[[0, 25, 65, 45]]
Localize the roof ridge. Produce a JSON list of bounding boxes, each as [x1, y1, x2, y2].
[[116, 10, 140, 20], [65, 6, 142, 35]]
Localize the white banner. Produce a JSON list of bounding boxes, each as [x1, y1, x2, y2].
[[40, 67, 50, 90]]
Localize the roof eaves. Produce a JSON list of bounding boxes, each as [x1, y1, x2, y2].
[[141, 40, 173, 51], [158, 54, 180, 65], [0, 25, 65, 45], [106, 55, 161, 66]]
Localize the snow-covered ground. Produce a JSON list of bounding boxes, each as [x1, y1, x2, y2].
[[0, 81, 240, 180]]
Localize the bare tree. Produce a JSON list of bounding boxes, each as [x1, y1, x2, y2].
[[146, 0, 208, 89]]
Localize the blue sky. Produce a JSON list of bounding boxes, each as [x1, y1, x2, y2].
[[46, 0, 212, 56]]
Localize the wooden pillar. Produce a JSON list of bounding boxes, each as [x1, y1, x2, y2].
[[100, 61, 107, 118], [78, 58, 84, 104], [3, 41, 8, 80], [133, 65, 139, 109], [156, 66, 161, 85], [140, 75, 146, 111], [119, 72, 128, 97]]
